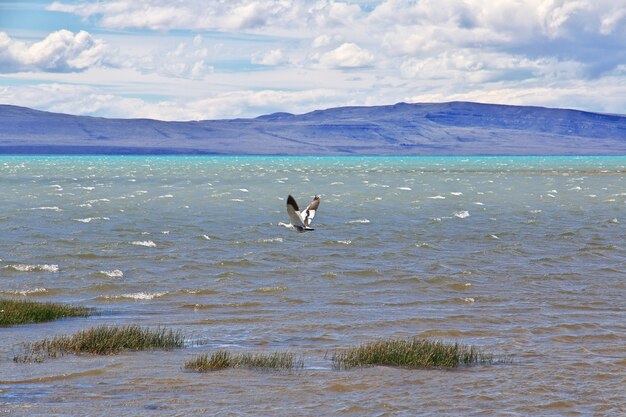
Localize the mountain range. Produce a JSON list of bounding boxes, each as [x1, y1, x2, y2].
[[0, 101, 625, 155]]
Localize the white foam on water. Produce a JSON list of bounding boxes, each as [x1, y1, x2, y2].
[[348, 219, 370, 224], [529, 209, 542, 214], [237, 188, 249, 192], [331, 182, 344, 185], [99, 269, 123, 278], [463, 297, 475, 303], [230, 198, 244, 202], [30, 206, 62, 211], [158, 194, 174, 198], [80, 186, 95, 190], [490, 234, 500, 239], [161, 231, 170, 234], [74, 217, 110, 223], [201, 235, 211, 240], [258, 237, 283, 243], [450, 192, 463, 196], [454, 211, 470, 219], [255, 286, 288, 293], [428, 195, 446, 199], [5, 264, 59, 272], [474, 202, 484, 205], [109, 292, 166, 300], [336, 240, 352, 245], [131, 240, 157, 247], [3, 287, 48, 295], [397, 187, 412, 191]]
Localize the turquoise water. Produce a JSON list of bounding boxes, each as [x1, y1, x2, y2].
[[1, 155, 625, 415]]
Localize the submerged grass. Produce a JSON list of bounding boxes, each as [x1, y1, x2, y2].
[[185, 350, 303, 372], [332, 337, 493, 370], [0, 298, 92, 327], [15, 325, 184, 362]]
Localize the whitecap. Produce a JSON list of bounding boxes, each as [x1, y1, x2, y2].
[[463, 297, 475, 303], [258, 237, 283, 243], [30, 206, 62, 211], [336, 240, 352, 245], [230, 198, 244, 202], [158, 194, 174, 198], [331, 182, 344, 185], [529, 209, 542, 214], [201, 235, 211, 240], [450, 192, 463, 196], [99, 269, 123, 278], [131, 240, 156, 247], [3, 287, 48, 295], [490, 234, 500, 239], [5, 264, 59, 272], [454, 211, 470, 219], [74, 217, 110, 223], [397, 187, 412, 191], [237, 188, 249, 192], [473, 202, 484, 205], [428, 195, 446, 199], [111, 292, 166, 300], [255, 286, 288, 293], [348, 219, 370, 224]]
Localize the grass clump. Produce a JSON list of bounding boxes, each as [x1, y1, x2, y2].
[[185, 350, 303, 372], [0, 298, 92, 327], [332, 337, 492, 370], [15, 325, 184, 362]]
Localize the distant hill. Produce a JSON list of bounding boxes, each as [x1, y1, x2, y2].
[[0, 102, 625, 155]]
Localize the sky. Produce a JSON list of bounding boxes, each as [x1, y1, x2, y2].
[[0, 0, 625, 121]]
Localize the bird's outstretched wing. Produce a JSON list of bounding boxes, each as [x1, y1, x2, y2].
[[302, 196, 320, 227], [286, 195, 305, 228]]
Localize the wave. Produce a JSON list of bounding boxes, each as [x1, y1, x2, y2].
[[29, 206, 62, 211], [131, 240, 156, 247], [348, 219, 370, 224], [101, 292, 167, 300], [454, 210, 470, 218], [99, 269, 123, 278], [3, 287, 48, 296], [74, 217, 110, 223], [4, 264, 59, 272], [258, 237, 283, 243]]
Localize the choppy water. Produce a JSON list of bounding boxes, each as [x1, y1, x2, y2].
[[1, 155, 625, 416]]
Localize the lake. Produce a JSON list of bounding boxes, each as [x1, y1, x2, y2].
[[1, 155, 625, 415]]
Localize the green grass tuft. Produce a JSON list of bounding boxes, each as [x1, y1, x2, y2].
[[14, 325, 184, 362], [331, 337, 493, 370], [185, 350, 303, 372], [0, 298, 92, 327]]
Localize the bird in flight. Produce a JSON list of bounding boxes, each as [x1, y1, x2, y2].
[[279, 194, 320, 232]]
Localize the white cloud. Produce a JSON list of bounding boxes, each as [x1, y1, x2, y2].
[[0, 30, 108, 73], [317, 43, 374, 68], [0, 82, 350, 120], [252, 49, 287, 66], [138, 37, 214, 79], [2, 0, 623, 118]]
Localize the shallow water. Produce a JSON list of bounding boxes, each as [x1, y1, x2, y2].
[[1, 155, 625, 416]]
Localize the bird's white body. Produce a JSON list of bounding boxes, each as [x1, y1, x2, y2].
[[281, 195, 320, 232]]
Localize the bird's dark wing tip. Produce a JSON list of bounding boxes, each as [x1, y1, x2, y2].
[[287, 195, 299, 211]]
